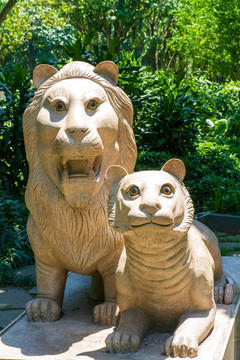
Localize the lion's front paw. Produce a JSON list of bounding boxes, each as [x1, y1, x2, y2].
[[25, 298, 61, 322], [105, 331, 140, 353], [164, 334, 198, 358], [94, 302, 120, 326]]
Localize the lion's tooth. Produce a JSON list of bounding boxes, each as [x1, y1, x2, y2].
[[88, 168, 95, 180], [62, 158, 68, 166], [61, 169, 69, 181], [87, 157, 95, 168], [94, 162, 100, 175]]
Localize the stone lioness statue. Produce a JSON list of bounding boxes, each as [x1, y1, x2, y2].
[[23, 61, 137, 324], [104, 159, 237, 358]]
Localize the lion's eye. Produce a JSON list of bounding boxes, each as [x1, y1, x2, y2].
[[161, 185, 172, 195], [87, 100, 97, 110], [55, 102, 66, 111], [129, 186, 140, 197]]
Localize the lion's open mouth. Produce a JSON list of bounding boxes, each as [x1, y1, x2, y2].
[[60, 155, 102, 182]]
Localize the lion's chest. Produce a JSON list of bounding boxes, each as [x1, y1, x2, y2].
[[37, 203, 118, 274], [50, 226, 106, 274]]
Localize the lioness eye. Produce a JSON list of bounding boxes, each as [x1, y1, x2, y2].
[[129, 186, 140, 197], [161, 185, 172, 195], [87, 100, 97, 110], [55, 102, 66, 111]]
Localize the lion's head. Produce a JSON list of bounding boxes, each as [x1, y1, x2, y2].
[[23, 61, 137, 208], [105, 159, 194, 238]]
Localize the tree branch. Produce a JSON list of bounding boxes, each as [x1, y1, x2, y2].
[[0, 0, 17, 27]]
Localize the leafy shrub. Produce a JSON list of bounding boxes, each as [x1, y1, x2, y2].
[[138, 71, 202, 154], [184, 142, 240, 214], [0, 64, 34, 194], [0, 186, 34, 286], [135, 150, 171, 171], [189, 76, 240, 137], [119, 53, 204, 154]]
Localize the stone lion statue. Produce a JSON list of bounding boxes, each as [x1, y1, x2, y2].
[[104, 159, 237, 357], [23, 61, 137, 324]]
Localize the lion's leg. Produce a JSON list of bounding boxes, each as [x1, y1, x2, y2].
[[93, 249, 122, 326], [25, 215, 68, 321], [89, 273, 104, 301], [165, 306, 216, 358], [105, 308, 150, 353], [93, 272, 120, 325], [193, 220, 237, 304]]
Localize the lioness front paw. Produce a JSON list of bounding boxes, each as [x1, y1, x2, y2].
[[105, 331, 140, 353], [165, 334, 198, 358], [25, 298, 61, 322], [94, 302, 120, 326]]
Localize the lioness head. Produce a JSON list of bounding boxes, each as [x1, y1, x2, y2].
[[23, 61, 137, 208], [105, 159, 194, 236]]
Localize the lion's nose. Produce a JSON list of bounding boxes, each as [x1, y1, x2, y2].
[[66, 127, 89, 141]]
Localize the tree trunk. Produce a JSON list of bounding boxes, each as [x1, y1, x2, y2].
[[0, 0, 17, 27]]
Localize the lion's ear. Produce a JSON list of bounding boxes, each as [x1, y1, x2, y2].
[[33, 64, 58, 89], [105, 165, 128, 191], [161, 158, 186, 182], [94, 61, 119, 85]]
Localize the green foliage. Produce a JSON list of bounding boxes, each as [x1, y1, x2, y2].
[[0, 64, 34, 193], [53, 0, 147, 56], [135, 151, 171, 171], [141, 0, 179, 72], [1, 0, 240, 79], [137, 71, 201, 154], [119, 56, 203, 154], [0, 186, 34, 286], [0, 0, 76, 69], [173, 0, 240, 80], [189, 77, 240, 124], [184, 142, 240, 214], [61, 31, 119, 65]]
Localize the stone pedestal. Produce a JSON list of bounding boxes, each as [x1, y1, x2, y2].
[[0, 257, 239, 360]]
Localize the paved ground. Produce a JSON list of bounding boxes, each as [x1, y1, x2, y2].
[[0, 258, 239, 360], [0, 265, 36, 330]]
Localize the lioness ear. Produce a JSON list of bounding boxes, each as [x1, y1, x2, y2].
[[105, 165, 128, 191], [33, 64, 58, 89], [94, 61, 119, 85], [161, 158, 186, 182]]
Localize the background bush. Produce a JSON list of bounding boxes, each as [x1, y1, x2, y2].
[[0, 64, 34, 194], [0, 186, 34, 286]]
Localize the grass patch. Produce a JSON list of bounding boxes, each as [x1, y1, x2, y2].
[[217, 235, 240, 243], [0, 267, 36, 289]]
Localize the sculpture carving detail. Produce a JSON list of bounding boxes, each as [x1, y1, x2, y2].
[[23, 61, 137, 324], [105, 159, 237, 357]]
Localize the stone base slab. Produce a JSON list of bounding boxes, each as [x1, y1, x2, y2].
[[0, 257, 239, 360]]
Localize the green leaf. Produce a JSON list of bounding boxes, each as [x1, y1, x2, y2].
[[214, 119, 228, 137]]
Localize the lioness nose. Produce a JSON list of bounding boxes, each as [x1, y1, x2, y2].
[[139, 200, 161, 215]]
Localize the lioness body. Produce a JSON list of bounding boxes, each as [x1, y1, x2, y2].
[[105, 163, 237, 357], [23, 61, 137, 323], [116, 220, 215, 331]]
